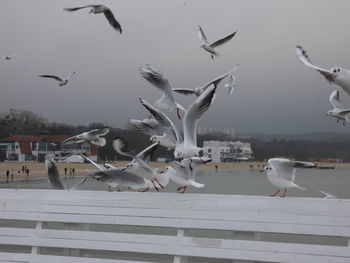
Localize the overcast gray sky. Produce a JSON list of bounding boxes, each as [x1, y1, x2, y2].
[[1, 0, 350, 134]]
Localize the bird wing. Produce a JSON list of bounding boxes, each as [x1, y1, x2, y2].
[[39, 75, 63, 82], [63, 5, 98, 12], [295, 46, 333, 82], [172, 88, 196, 96], [88, 169, 147, 187], [136, 142, 159, 162], [61, 135, 84, 145], [65, 71, 76, 80], [329, 90, 344, 110], [81, 155, 106, 171], [198, 64, 239, 93], [197, 26, 208, 44], [210, 30, 237, 48], [88, 126, 110, 137], [112, 138, 135, 159], [139, 65, 175, 104], [103, 9, 122, 33], [183, 85, 217, 146], [69, 177, 87, 190], [338, 109, 350, 115], [129, 118, 166, 136], [46, 160, 66, 190], [139, 98, 182, 142], [225, 74, 238, 95], [290, 161, 315, 169], [269, 159, 296, 182]]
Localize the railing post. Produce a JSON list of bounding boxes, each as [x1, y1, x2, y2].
[[173, 228, 187, 263], [63, 223, 89, 256], [31, 221, 42, 256]]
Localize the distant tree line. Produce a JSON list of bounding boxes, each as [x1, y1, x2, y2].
[[1, 109, 350, 162]]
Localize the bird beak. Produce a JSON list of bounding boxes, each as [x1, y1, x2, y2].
[[120, 167, 127, 172], [89, 9, 93, 14], [159, 170, 164, 174], [326, 73, 333, 78]]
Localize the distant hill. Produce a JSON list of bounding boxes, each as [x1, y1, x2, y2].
[[239, 131, 350, 141]]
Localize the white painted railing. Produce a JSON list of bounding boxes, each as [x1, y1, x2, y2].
[[0, 189, 349, 263]]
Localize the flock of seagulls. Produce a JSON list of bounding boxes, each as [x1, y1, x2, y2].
[[2, 3, 343, 197]]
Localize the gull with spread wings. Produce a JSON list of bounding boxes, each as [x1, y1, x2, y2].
[[63, 5, 122, 33], [326, 90, 350, 125], [139, 85, 217, 158], [296, 46, 350, 95], [198, 26, 237, 59]]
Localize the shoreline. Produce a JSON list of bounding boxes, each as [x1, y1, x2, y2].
[[0, 161, 345, 182]]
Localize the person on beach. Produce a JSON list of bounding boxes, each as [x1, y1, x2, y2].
[[64, 167, 67, 175], [26, 168, 29, 178], [72, 168, 75, 178], [69, 168, 72, 176], [10, 170, 14, 181], [215, 165, 218, 172], [22, 165, 25, 174], [6, 170, 9, 182]]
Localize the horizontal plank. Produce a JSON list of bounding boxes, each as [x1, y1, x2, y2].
[[2, 202, 350, 229], [0, 252, 155, 263], [1, 210, 349, 237], [0, 231, 349, 263], [1, 190, 350, 217], [0, 227, 349, 258]]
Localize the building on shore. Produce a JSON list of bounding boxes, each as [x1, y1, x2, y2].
[[203, 140, 253, 162], [0, 135, 98, 162]]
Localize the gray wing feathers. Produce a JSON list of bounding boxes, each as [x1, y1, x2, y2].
[[210, 31, 237, 48]]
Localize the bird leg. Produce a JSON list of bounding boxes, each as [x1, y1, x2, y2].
[[337, 119, 339, 123], [280, 188, 287, 198], [108, 186, 112, 192], [139, 188, 149, 192], [189, 159, 193, 171], [116, 186, 121, 192], [176, 107, 182, 120], [211, 54, 214, 59], [343, 121, 346, 125], [154, 178, 164, 189], [269, 189, 280, 197], [151, 180, 160, 192], [177, 186, 187, 193]]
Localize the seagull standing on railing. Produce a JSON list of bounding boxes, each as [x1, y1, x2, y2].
[[39, 71, 76, 87], [260, 158, 314, 197], [197, 26, 237, 59], [63, 5, 122, 33], [296, 46, 350, 96], [326, 90, 350, 125], [163, 157, 212, 193]]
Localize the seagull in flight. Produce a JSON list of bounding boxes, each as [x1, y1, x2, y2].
[[326, 90, 350, 125], [62, 125, 110, 147], [172, 65, 238, 97], [139, 85, 217, 158], [46, 158, 87, 190], [139, 65, 185, 119], [260, 158, 314, 197], [198, 26, 237, 59], [63, 5, 122, 33], [3, 54, 16, 60], [39, 71, 76, 87], [296, 46, 350, 96]]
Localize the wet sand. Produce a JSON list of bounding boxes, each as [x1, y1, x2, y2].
[[0, 161, 345, 182]]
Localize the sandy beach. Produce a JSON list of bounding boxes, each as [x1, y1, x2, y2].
[[0, 161, 347, 182]]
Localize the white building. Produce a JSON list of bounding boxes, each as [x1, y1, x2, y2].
[[0, 135, 98, 162], [203, 140, 253, 162]]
